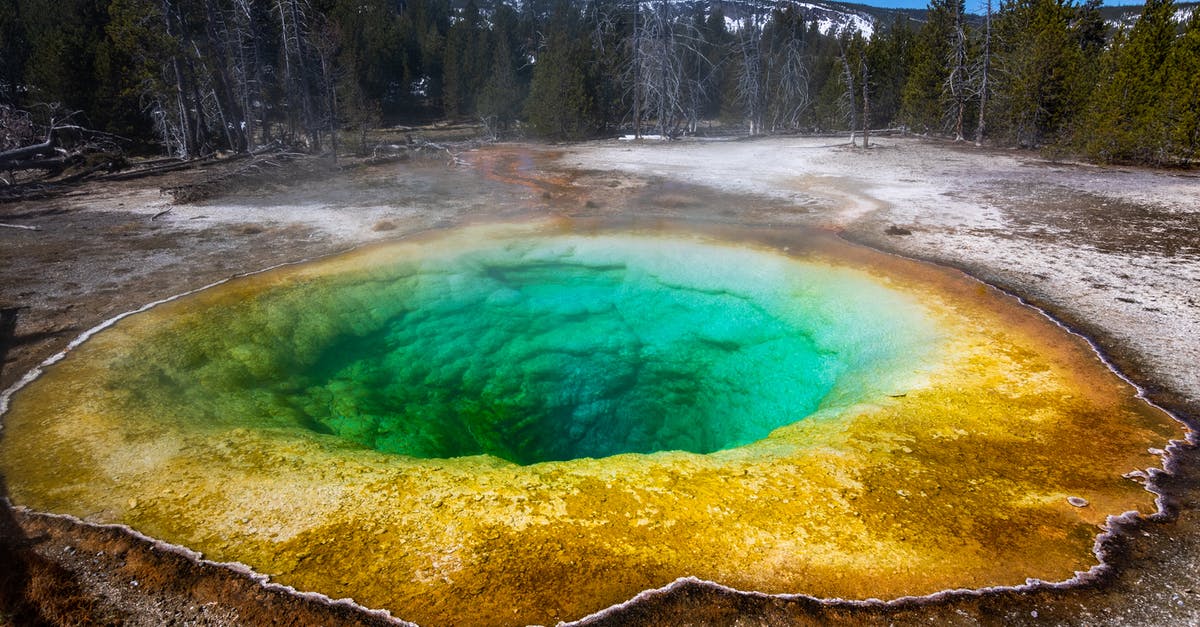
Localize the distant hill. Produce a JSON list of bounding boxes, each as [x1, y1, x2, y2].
[[704, 0, 925, 36], [1101, 1, 1197, 28], [453, 0, 1196, 35], [668, 0, 1198, 37]]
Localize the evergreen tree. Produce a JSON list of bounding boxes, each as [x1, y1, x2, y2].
[[328, 0, 402, 115], [812, 53, 848, 131], [1074, 0, 1107, 55], [525, 4, 599, 139], [901, 0, 964, 134], [1165, 6, 1200, 162], [104, 0, 199, 153], [991, 0, 1087, 147], [442, 0, 488, 118], [1082, 0, 1177, 163], [0, 0, 29, 105], [867, 15, 916, 129], [396, 0, 449, 116], [19, 0, 110, 119], [580, 0, 627, 133], [477, 29, 522, 132]]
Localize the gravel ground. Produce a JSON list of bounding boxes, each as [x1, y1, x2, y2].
[[1, 137, 1197, 625]]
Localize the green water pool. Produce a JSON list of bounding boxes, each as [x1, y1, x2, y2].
[[108, 232, 936, 464]]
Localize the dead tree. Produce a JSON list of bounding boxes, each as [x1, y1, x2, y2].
[[633, 0, 642, 138], [861, 55, 871, 148], [768, 38, 811, 132], [160, 0, 199, 156], [276, 0, 323, 149], [632, 1, 681, 135], [0, 133, 67, 174], [734, 10, 767, 136], [974, 0, 992, 145], [202, 0, 249, 152], [837, 35, 859, 147], [624, 1, 714, 138], [944, 1, 969, 141], [312, 18, 342, 159], [0, 109, 122, 182], [229, 0, 270, 150]]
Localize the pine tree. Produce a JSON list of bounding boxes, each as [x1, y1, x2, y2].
[[1082, 0, 1178, 163], [329, 0, 402, 115], [1165, 7, 1200, 162], [396, 0, 450, 116], [19, 0, 109, 117], [0, 0, 29, 105], [901, 0, 967, 135], [991, 0, 1087, 148], [525, 4, 598, 139], [866, 15, 915, 129], [442, 0, 488, 118], [477, 31, 521, 133], [812, 55, 848, 131]]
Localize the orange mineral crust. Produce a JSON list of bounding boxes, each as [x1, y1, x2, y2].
[[0, 221, 1182, 627]]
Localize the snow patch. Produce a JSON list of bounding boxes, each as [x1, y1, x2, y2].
[[717, 1, 875, 37]]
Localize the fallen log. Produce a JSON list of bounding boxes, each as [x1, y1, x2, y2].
[[0, 139, 66, 172], [97, 159, 194, 182]]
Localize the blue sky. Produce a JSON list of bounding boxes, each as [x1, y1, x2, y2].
[[848, 0, 1144, 8]]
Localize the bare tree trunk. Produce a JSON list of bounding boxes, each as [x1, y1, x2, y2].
[[626, 1, 708, 139], [276, 0, 318, 146], [633, 0, 642, 139], [313, 21, 339, 161], [204, 0, 248, 152], [861, 56, 870, 149], [0, 121, 119, 175], [975, 0, 991, 146], [735, 12, 765, 136], [947, 2, 968, 142], [0, 136, 59, 171], [241, 0, 268, 149], [771, 39, 810, 131], [839, 47, 857, 147], [185, 56, 210, 154], [161, 0, 196, 157]]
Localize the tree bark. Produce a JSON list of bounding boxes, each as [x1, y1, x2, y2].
[[861, 57, 871, 148], [975, 0, 991, 146], [839, 48, 857, 147], [948, 2, 968, 141], [0, 137, 59, 171], [633, 0, 642, 138]]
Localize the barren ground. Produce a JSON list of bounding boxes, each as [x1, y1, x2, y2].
[[1, 136, 1197, 625]]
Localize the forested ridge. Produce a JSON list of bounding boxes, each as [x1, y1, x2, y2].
[[0, 0, 1197, 166]]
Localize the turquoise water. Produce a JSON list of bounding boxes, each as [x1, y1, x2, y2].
[[110, 233, 938, 465]]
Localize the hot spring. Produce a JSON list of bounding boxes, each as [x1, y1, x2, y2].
[[0, 221, 1180, 627], [113, 232, 934, 465]]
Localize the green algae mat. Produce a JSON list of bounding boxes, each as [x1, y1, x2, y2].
[[0, 221, 1183, 626]]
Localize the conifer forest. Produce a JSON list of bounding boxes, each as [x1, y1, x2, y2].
[[1, 0, 1198, 169]]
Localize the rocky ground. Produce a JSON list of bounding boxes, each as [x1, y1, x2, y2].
[[1, 136, 1197, 625]]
